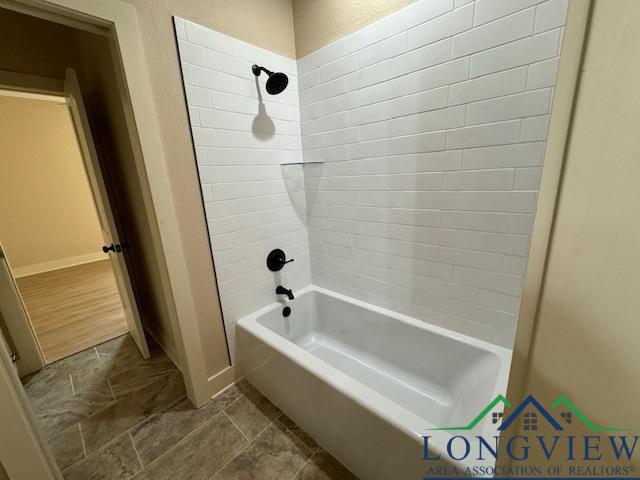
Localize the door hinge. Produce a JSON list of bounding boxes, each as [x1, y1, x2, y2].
[[9, 353, 17, 363]]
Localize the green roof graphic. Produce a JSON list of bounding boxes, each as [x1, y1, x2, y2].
[[432, 394, 628, 432], [551, 396, 628, 431], [431, 394, 511, 431]]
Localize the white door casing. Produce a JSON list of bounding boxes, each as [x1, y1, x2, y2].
[[0, 243, 44, 377]]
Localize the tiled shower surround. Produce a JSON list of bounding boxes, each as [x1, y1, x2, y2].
[[176, 0, 568, 359], [175, 17, 310, 359]]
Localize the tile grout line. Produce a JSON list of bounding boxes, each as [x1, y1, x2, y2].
[[134, 409, 237, 474], [115, 383, 184, 439], [66, 426, 133, 476], [211, 379, 242, 401], [284, 418, 320, 480], [220, 388, 245, 411], [68, 367, 177, 455], [78, 423, 88, 458], [289, 455, 314, 480], [221, 410, 250, 443], [299, 82, 554, 130], [106, 379, 117, 401], [208, 410, 283, 480], [35, 336, 162, 473], [58, 425, 87, 477], [297, 53, 546, 111], [207, 440, 248, 480], [128, 431, 145, 471]]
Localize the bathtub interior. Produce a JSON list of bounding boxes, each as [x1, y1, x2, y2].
[[258, 288, 507, 430]]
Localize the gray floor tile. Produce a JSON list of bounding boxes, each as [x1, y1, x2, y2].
[[96, 334, 138, 357], [63, 433, 141, 480], [69, 361, 113, 395], [22, 348, 99, 400], [72, 338, 167, 397], [48, 425, 84, 472], [71, 336, 144, 392], [131, 396, 214, 465], [96, 335, 146, 374], [108, 354, 177, 399], [32, 380, 115, 438], [132, 412, 247, 480], [213, 420, 311, 480], [277, 414, 319, 454], [81, 371, 185, 454], [130, 383, 243, 465], [50, 347, 102, 373], [210, 382, 246, 410], [295, 450, 358, 480], [224, 380, 281, 440], [22, 370, 72, 405], [27, 343, 357, 480]]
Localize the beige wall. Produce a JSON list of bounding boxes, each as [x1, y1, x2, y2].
[[0, 95, 103, 271], [292, 0, 416, 57], [125, 0, 296, 57], [510, 0, 640, 467]]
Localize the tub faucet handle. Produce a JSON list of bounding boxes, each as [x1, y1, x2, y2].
[[276, 285, 294, 300]]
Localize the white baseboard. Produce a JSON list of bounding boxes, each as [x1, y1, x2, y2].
[[206, 365, 236, 400], [13, 252, 107, 278]]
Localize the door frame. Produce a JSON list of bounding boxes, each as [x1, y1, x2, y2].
[[0, 0, 216, 407], [0, 69, 151, 361], [0, 242, 45, 377], [0, 327, 61, 480]]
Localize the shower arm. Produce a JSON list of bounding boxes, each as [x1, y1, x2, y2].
[[252, 65, 273, 77]]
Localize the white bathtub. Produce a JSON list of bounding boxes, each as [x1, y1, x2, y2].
[[236, 285, 511, 479]]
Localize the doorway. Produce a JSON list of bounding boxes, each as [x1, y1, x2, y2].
[[0, 0, 225, 475], [0, 70, 182, 477], [0, 92, 129, 363], [0, 67, 151, 375]]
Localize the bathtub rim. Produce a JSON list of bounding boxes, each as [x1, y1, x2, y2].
[[236, 284, 512, 465]]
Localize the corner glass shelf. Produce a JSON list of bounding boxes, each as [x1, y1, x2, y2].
[[280, 161, 324, 166]]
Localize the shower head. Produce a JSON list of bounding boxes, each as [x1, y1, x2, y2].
[[252, 64, 289, 95]]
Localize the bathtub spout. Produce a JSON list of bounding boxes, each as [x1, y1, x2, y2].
[[276, 285, 294, 300]]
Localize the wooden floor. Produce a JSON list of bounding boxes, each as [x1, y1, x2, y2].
[[16, 260, 129, 363]]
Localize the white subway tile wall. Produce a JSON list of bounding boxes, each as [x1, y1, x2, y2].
[[175, 0, 567, 357], [175, 17, 310, 360], [298, 0, 567, 347]]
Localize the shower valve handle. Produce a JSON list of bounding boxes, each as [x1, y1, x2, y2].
[[267, 249, 294, 271]]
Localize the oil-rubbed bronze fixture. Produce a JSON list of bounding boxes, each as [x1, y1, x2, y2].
[[276, 285, 295, 300], [267, 249, 294, 271], [252, 64, 289, 95]]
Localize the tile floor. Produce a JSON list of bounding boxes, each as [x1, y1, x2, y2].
[[22, 334, 358, 479]]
